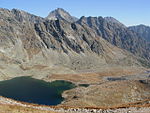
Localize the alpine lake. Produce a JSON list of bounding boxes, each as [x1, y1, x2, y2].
[[0, 76, 76, 105]]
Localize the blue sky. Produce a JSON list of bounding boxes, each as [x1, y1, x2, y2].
[[0, 0, 149, 26]]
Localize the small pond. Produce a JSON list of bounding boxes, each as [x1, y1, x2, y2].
[[0, 76, 76, 105]]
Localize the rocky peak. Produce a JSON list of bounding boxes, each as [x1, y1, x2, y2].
[[46, 8, 78, 23]]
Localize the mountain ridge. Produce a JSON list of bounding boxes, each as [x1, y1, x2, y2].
[[0, 7, 149, 80], [128, 24, 150, 42], [77, 16, 150, 62]]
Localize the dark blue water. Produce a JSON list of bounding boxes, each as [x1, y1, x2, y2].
[[0, 77, 76, 105]]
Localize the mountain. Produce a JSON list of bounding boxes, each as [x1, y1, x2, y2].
[[46, 8, 78, 23], [0, 7, 150, 111], [104, 17, 125, 27], [77, 16, 150, 63], [0, 8, 146, 80], [128, 24, 150, 42]]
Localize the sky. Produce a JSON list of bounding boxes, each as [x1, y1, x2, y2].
[[0, 0, 150, 26]]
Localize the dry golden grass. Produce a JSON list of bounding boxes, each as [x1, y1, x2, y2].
[[0, 104, 58, 113], [50, 73, 102, 84], [48, 67, 145, 84]]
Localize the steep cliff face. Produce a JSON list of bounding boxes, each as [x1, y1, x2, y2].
[[77, 16, 150, 61], [129, 24, 150, 42], [0, 8, 148, 80]]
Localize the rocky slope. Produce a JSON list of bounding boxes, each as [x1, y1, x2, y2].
[[0, 8, 146, 80], [129, 24, 150, 42], [77, 16, 150, 64]]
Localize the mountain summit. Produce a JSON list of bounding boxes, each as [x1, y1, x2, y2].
[[46, 8, 78, 22]]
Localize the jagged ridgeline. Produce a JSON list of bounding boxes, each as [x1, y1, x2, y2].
[[0, 8, 150, 80], [128, 24, 150, 42]]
